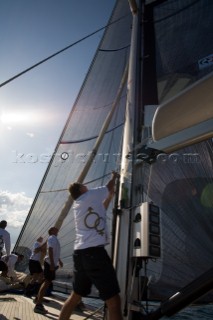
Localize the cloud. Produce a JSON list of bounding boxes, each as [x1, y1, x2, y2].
[[26, 132, 34, 138], [0, 191, 33, 247]]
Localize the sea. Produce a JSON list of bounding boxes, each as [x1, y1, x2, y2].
[[53, 285, 213, 319], [89, 299, 213, 319], [81, 296, 213, 319], [160, 304, 213, 319], [133, 300, 213, 319]]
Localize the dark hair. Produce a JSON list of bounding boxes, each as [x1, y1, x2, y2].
[[69, 183, 82, 200], [48, 227, 58, 235], [0, 220, 7, 228], [12, 252, 24, 259]]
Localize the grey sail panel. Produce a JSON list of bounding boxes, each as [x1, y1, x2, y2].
[[142, 142, 213, 299], [155, 0, 213, 100], [139, 0, 213, 300]]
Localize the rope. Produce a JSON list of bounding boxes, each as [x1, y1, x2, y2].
[[82, 305, 104, 320]]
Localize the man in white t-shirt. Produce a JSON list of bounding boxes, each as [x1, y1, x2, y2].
[[25, 236, 46, 297], [1, 253, 24, 280], [34, 227, 63, 315], [59, 171, 122, 320], [0, 220, 11, 260]]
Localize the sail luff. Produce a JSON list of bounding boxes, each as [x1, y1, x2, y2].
[[54, 64, 128, 230]]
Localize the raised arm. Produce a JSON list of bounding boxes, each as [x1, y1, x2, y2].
[[5, 231, 11, 257], [106, 171, 120, 193], [34, 241, 47, 254]]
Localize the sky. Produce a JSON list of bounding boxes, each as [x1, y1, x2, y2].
[[0, 0, 116, 249]]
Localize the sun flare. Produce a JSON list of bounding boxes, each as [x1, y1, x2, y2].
[[0, 112, 33, 124]]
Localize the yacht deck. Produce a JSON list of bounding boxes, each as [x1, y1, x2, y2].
[[0, 293, 104, 320]]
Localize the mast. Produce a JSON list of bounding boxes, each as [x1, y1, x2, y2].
[[114, 1, 142, 319], [115, 1, 159, 319]]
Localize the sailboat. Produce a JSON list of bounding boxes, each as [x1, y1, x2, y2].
[[14, 0, 213, 319]]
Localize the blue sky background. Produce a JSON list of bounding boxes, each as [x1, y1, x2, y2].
[[0, 0, 115, 247]]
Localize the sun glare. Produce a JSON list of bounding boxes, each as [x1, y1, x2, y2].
[[0, 112, 32, 124]]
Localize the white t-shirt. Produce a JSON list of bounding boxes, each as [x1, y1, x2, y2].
[[73, 186, 109, 250], [30, 241, 43, 261], [0, 228, 11, 256], [44, 235, 61, 267], [1, 254, 18, 277]]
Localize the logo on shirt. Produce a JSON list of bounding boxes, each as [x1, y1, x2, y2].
[[84, 207, 105, 236], [198, 53, 213, 70]]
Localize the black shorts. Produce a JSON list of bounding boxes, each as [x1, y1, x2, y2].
[[73, 246, 120, 301], [29, 260, 43, 275], [43, 261, 56, 281], [0, 260, 8, 272]]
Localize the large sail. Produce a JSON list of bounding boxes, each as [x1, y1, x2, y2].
[[14, 0, 132, 277], [14, 0, 213, 315]]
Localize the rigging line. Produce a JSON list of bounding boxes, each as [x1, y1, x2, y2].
[[94, 93, 127, 109], [82, 305, 104, 320], [40, 173, 112, 193], [99, 44, 130, 52], [60, 123, 124, 144], [0, 15, 128, 88]]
